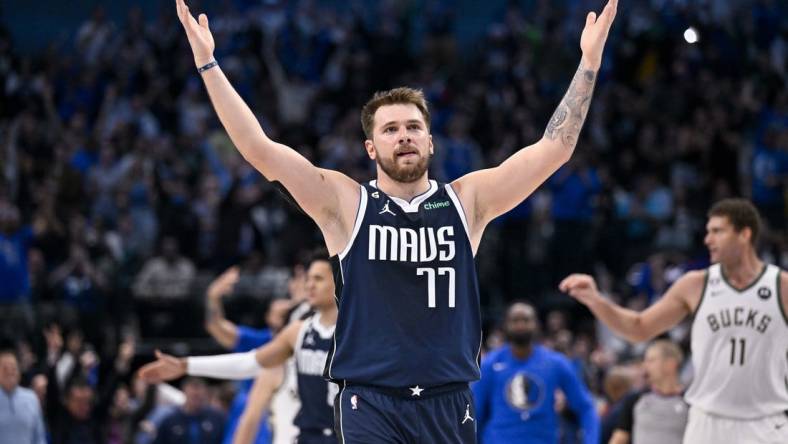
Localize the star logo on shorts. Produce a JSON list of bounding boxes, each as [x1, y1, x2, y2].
[[409, 385, 424, 397]]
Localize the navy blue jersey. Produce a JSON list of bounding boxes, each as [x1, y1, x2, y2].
[[294, 313, 337, 436], [325, 180, 482, 387]]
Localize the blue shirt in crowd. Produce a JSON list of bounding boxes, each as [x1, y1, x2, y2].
[[0, 386, 47, 444], [548, 167, 601, 222], [152, 408, 225, 444], [473, 345, 599, 444], [0, 226, 33, 303]]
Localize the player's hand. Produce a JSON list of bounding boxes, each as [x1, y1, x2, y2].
[[207, 266, 240, 301], [137, 350, 187, 384], [175, 0, 215, 67], [558, 273, 602, 306], [579, 0, 618, 71]]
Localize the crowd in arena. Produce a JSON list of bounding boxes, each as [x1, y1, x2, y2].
[[0, 0, 786, 442]]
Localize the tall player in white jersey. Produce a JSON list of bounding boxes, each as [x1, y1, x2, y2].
[[560, 198, 788, 444]]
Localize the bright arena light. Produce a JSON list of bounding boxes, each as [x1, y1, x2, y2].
[[684, 27, 699, 44]]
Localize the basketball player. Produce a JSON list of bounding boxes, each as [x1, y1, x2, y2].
[[140, 252, 338, 444], [153, 0, 617, 441], [560, 199, 788, 443]]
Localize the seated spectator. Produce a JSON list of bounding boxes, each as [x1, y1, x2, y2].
[[133, 236, 196, 299]]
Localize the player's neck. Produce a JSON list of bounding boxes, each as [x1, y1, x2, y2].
[[316, 305, 338, 327], [509, 343, 534, 360], [720, 251, 764, 289], [375, 172, 431, 202]]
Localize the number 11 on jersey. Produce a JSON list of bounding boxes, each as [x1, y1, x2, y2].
[[417, 267, 456, 308]]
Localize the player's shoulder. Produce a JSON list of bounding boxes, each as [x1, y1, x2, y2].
[[13, 386, 38, 403], [679, 269, 707, 284], [668, 269, 707, 295]]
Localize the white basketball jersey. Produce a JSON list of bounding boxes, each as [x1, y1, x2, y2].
[[269, 358, 300, 444], [685, 263, 788, 418]]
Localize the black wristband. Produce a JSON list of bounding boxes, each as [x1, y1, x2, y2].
[[197, 60, 218, 74]]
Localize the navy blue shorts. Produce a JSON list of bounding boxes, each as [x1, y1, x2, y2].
[[297, 430, 337, 444], [333, 382, 477, 444]]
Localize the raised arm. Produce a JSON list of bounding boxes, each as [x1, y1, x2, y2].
[[559, 271, 705, 343], [204, 267, 241, 349], [138, 320, 301, 383], [175, 0, 358, 255], [451, 0, 617, 248]]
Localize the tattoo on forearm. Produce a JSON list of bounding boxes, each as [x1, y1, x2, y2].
[[544, 62, 597, 149]]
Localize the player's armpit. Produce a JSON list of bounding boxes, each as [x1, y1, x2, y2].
[[254, 321, 302, 368]]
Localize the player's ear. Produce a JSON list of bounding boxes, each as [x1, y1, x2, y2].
[[364, 140, 376, 160], [429, 135, 434, 156], [739, 226, 752, 244]]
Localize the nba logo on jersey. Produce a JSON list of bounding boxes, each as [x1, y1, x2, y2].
[[351, 395, 358, 410]]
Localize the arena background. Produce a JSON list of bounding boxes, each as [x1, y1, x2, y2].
[[0, 0, 786, 442]]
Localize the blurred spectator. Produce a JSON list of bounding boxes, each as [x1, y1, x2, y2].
[[473, 302, 599, 444], [152, 377, 225, 444], [43, 325, 135, 444], [48, 243, 107, 343], [133, 236, 196, 299], [610, 340, 687, 444], [547, 155, 602, 282], [433, 113, 485, 182], [0, 346, 47, 444], [0, 201, 36, 340], [599, 366, 636, 444]]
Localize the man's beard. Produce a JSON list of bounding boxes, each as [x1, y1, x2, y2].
[[375, 148, 431, 183], [505, 330, 534, 347]]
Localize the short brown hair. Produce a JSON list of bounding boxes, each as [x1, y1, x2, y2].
[[648, 339, 684, 364], [707, 198, 762, 245], [360, 87, 431, 139]]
